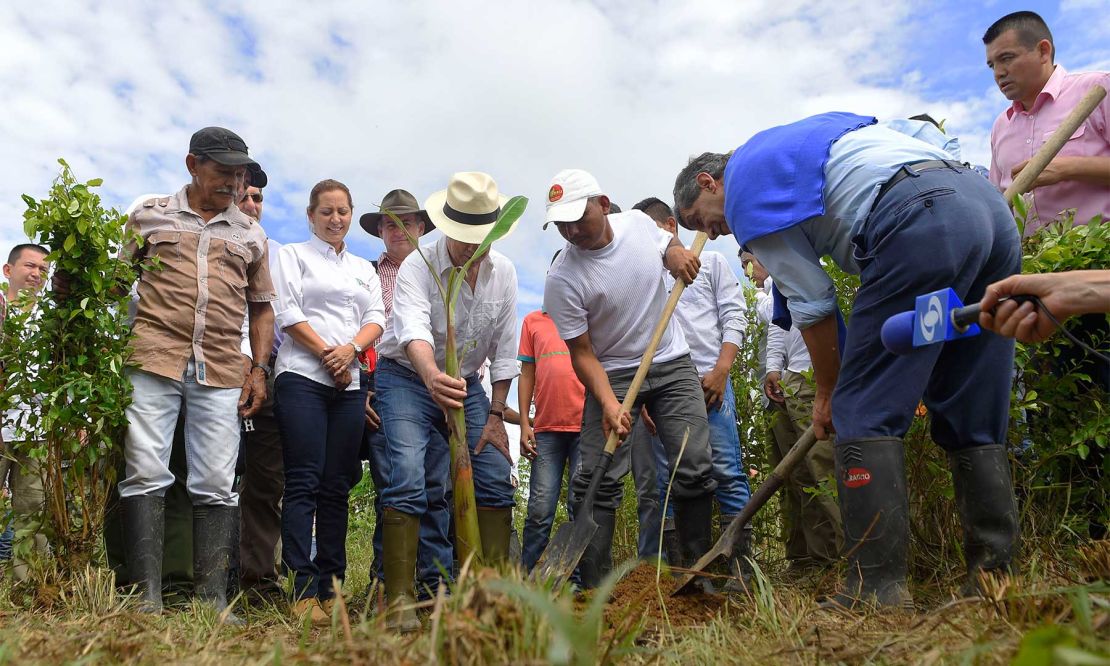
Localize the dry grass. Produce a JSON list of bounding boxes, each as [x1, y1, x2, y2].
[[0, 538, 1106, 665]]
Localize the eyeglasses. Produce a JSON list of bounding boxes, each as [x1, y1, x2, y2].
[[241, 192, 264, 204]]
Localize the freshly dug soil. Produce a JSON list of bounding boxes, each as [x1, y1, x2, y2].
[[604, 563, 723, 627]]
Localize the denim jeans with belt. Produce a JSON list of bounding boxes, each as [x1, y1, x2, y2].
[[521, 431, 579, 571], [275, 370, 368, 601]]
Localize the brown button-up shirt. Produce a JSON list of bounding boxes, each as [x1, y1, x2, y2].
[[126, 186, 276, 388]]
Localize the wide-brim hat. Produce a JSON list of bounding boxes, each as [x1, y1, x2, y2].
[[424, 172, 516, 245], [359, 189, 434, 238]]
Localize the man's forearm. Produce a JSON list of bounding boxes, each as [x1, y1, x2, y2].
[[799, 315, 840, 393], [247, 302, 275, 366], [569, 348, 617, 407], [404, 340, 441, 385], [518, 364, 536, 430], [1063, 156, 1110, 184], [713, 342, 740, 374]]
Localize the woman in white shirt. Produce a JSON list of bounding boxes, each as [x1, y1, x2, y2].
[[273, 179, 385, 621]]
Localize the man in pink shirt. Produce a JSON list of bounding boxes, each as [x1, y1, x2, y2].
[[984, 10, 1110, 234]]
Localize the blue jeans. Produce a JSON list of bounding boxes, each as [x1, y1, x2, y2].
[[377, 359, 515, 590], [655, 381, 752, 519], [833, 165, 1020, 448], [275, 371, 368, 601], [366, 379, 445, 588], [521, 431, 580, 571]]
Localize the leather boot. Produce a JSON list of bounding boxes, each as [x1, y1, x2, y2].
[[673, 493, 715, 593], [821, 438, 913, 612], [576, 509, 616, 589], [719, 514, 754, 593], [949, 445, 1019, 596], [194, 505, 244, 625], [477, 508, 514, 566], [662, 517, 682, 568], [122, 495, 165, 613], [382, 509, 420, 633]]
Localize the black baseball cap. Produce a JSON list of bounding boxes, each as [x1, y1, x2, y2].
[[189, 126, 268, 188]]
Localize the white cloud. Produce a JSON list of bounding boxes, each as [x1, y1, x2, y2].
[[3, 0, 1105, 359]]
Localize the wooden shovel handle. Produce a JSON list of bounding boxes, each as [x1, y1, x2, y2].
[[1003, 84, 1106, 202], [602, 232, 709, 456]]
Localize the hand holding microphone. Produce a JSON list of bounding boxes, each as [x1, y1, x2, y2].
[[979, 270, 1110, 344]]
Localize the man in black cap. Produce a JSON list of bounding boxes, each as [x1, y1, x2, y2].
[[357, 190, 434, 597], [116, 127, 276, 622]]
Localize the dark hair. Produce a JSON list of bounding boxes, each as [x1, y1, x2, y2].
[[632, 197, 674, 225], [673, 151, 730, 230], [983, 11, 1053, 60], [607, 202, 622, 214], [7, 243, 48, 265], [308, 179, 353, 213]]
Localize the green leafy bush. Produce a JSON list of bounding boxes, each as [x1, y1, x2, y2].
[[0, 160, 139, 573]]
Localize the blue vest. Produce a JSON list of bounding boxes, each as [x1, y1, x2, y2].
[[724, 112, 876, 246]]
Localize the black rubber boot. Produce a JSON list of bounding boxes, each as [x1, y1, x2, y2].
[[719, 514, 754, 593], [576, 509, 616, 589], [193, 505, 244, 625], [949, 445, 1020, 596], [673, 494, 715, 593], [662, 517, 683, 568], [821, 438, 913, 612], [122, 495, 165, 613]]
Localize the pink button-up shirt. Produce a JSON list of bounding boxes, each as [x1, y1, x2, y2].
[[989, 66, 1110, 234]]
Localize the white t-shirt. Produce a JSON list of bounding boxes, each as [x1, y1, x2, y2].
[[544, 211, 689, 372]]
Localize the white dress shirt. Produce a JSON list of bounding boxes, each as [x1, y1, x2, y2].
[[761, 278, 812, 376], [273, 234, 385, 390], [664, 250, 747, 376], [379, 237, 520, 384]]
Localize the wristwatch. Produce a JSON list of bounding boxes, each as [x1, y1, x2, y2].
[[251, 362, 272, 378], [350, 340, 364, 354], [488, 408, 505, 420]]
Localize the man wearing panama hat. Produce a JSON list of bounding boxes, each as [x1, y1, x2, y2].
[[375, 173, 520, 631]]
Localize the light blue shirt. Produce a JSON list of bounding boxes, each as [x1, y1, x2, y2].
[[747, 122, 957, 329]]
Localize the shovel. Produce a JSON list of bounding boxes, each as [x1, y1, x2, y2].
[[533, 232, 709, 586], [673, 425, 818, 596]]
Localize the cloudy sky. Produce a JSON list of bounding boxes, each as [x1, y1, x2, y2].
[[2, 1, 1107, 349]]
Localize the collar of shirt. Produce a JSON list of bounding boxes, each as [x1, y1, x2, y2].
[[377, 252, 403, 271], [307, 232, 347, 260], [164, 185, 252, 229], [429, 236, 496, 286], [1007, 65, 1068, 119]]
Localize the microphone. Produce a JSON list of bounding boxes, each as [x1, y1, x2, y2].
[[880, 288, 983, 355], [881, 289, 1034, 355]]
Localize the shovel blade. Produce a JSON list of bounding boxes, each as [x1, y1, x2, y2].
[[531, 515, 599, 586]]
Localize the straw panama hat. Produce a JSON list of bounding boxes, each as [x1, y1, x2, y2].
[[424, 172, 517, 245]]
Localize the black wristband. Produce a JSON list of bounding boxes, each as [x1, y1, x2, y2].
[[251, 362, 271, 378], [488, 409, 505, 419]]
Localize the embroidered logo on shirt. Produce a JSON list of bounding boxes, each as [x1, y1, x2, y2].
[[844, 467, 872, 488], [548, 184, 564, 203]]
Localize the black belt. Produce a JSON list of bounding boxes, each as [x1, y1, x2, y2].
[[874, 159, 966, 208]]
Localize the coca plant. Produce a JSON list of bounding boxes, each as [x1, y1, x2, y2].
[[1, 159, 139, 573], [382, 196, 527, 565]]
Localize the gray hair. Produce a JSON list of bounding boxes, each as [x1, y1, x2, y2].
[[672, 151, 731, 229]]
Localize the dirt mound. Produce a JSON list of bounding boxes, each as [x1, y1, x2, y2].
[[605, 563, 723, 628]]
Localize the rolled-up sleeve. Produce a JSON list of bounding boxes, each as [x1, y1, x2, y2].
[[273, 245, 308, 330], [712, 255, 747, 348], [488, 264, 521, 383], [393, 259, 435, 350], [359, 266, 386, 330], [746, 225, 837, 330]]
